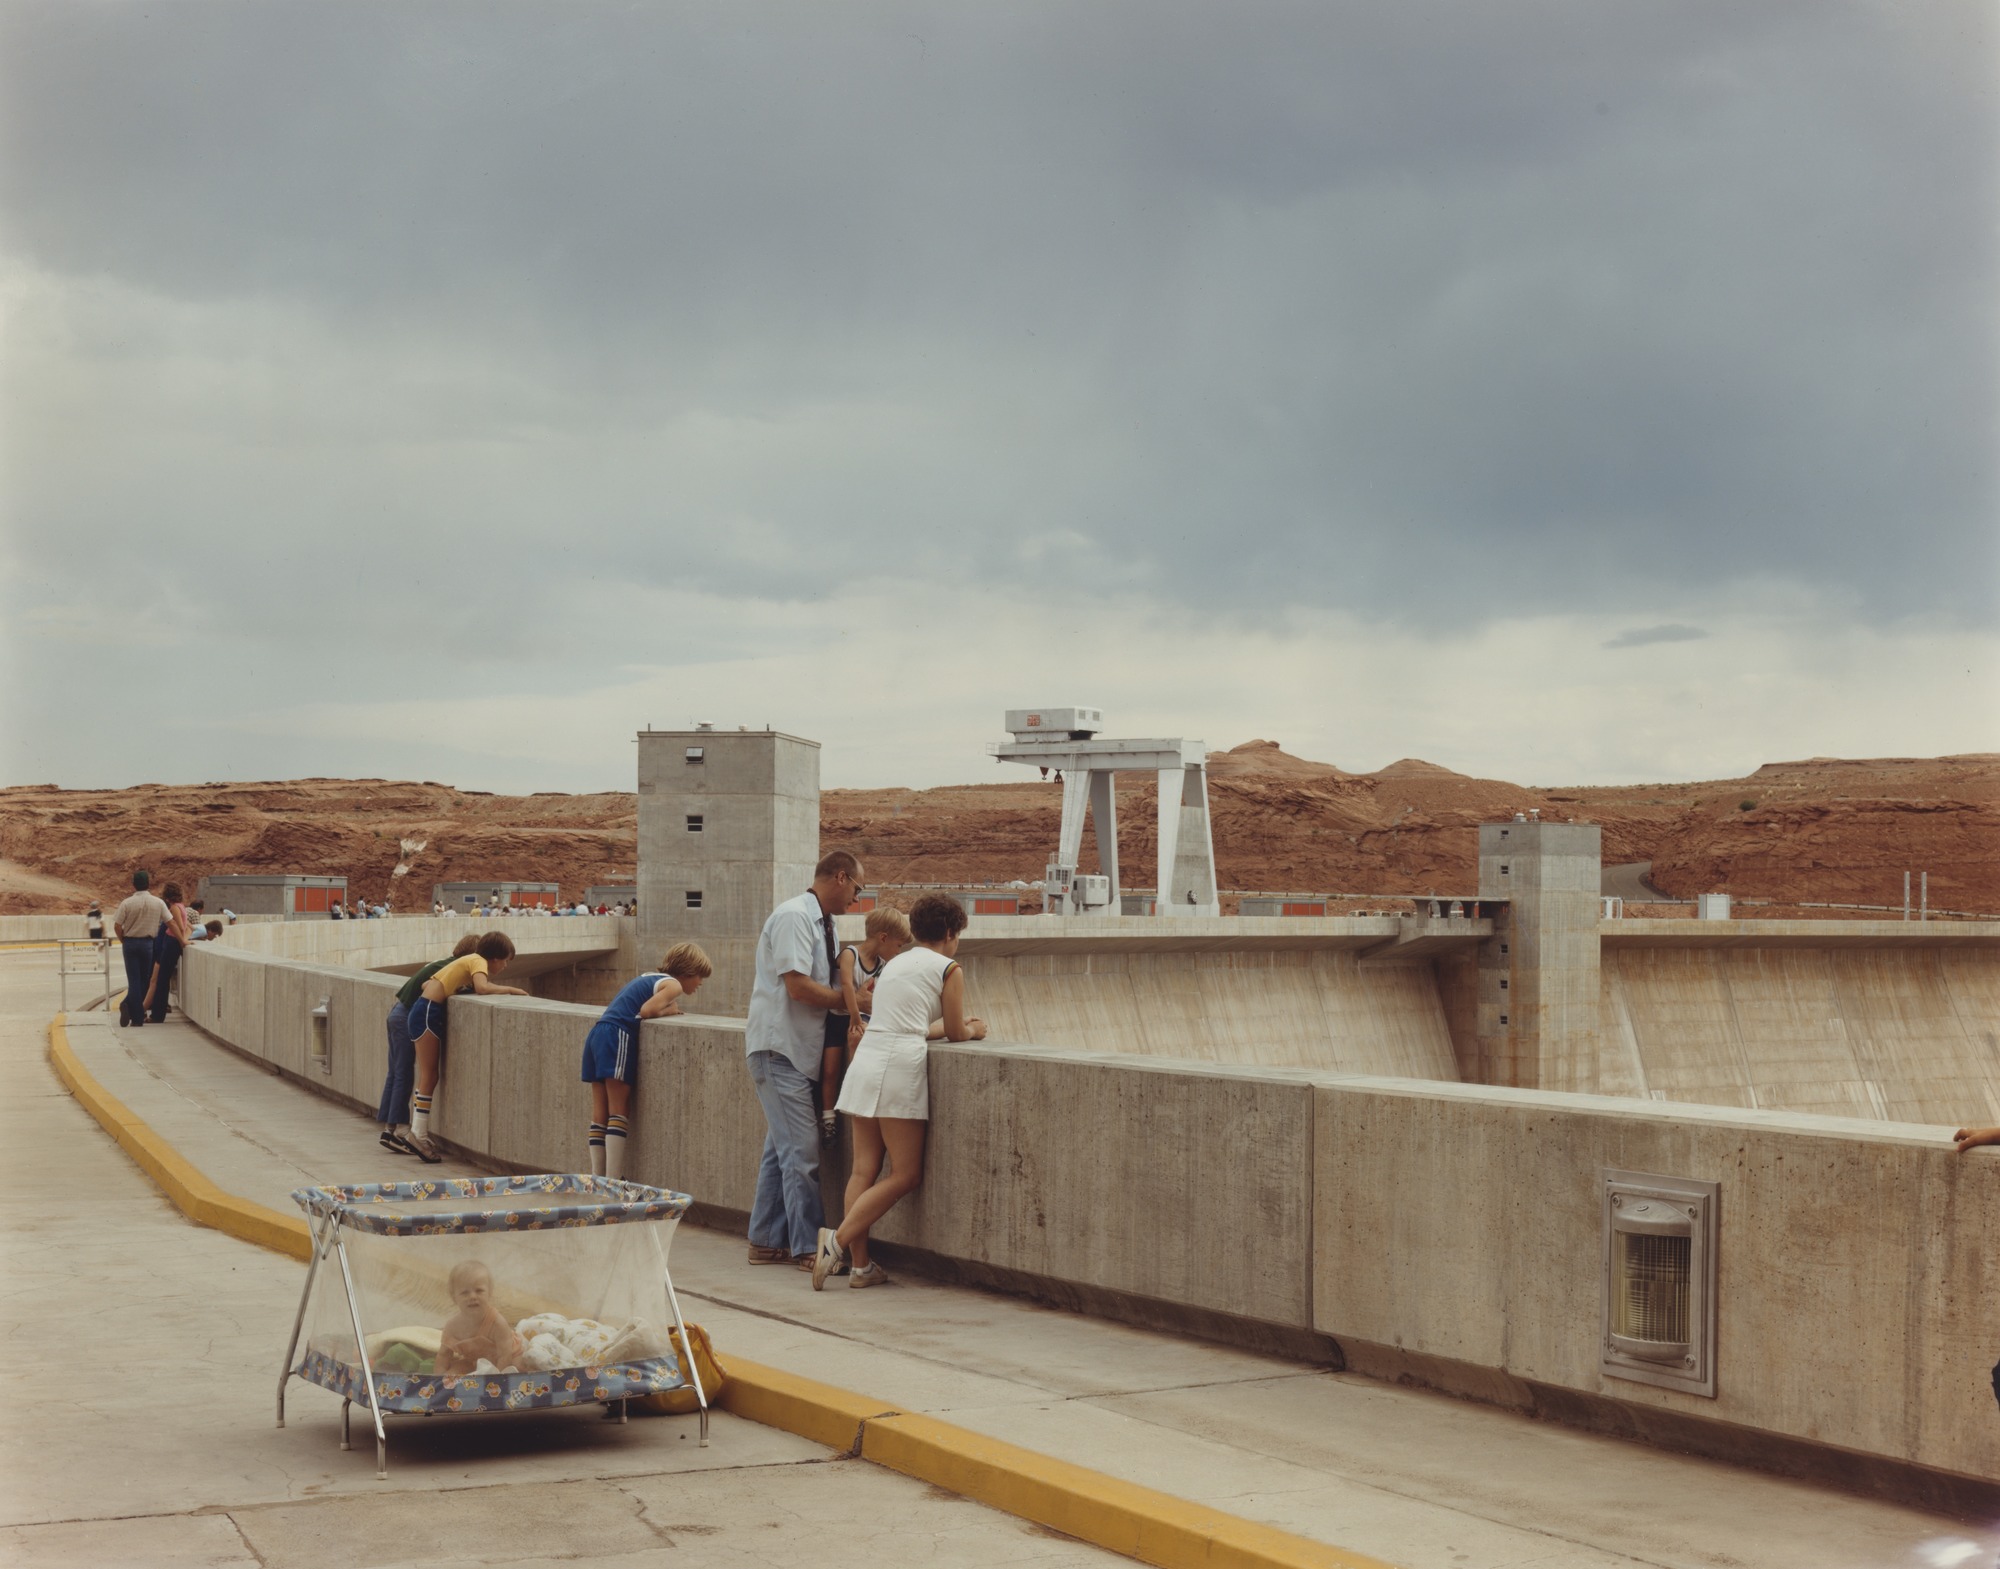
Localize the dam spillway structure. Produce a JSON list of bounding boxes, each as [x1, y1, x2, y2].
[[991, 707, 1219, 917]]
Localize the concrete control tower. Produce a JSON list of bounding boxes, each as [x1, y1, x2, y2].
[[636, 725, 820, 1011]]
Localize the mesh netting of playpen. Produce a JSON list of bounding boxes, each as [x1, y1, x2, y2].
[[288, 1176, 696, 1415]]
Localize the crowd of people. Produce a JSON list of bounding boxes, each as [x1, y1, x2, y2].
[[731, 850, 985, 1291], [102, 872, 224, 1025], [427, 900, 636, 918], [376, 848, 980, 1295]]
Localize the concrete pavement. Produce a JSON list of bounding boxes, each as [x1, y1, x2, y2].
[[0, 952, 1120, 1569], [6, 948, 1993, 1568]]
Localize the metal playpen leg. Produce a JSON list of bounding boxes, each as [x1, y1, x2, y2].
[[332, 1221, 390, 1479], [662, 1263, 709, 1447], [341, 1399, 351, 1451], [620, 1397, 628, 1425], [277, 1215, 331, 1428]]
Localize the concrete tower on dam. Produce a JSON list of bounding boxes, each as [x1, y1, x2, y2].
[[636, 726, 820, 1014], [1475, 818, 1603, 1092]]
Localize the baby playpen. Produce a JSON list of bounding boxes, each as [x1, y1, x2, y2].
[[278, 1175, 707, 1477]]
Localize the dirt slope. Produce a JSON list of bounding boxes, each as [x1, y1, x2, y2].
[[3, 748, 1993, 916]]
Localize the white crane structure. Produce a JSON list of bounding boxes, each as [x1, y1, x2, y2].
[[990, 708, 1219, 917]]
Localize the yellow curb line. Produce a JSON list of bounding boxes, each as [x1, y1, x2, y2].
[[862, 1411, 1390, 1569], [708, 1353, 897, 1454], [47, 1014, 312, 1262], [708, 1355, 1388, 1569], [45, 1012, 1394, 1569]]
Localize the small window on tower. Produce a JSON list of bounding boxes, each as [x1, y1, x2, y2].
[[685, 747, 704, 764], [686, 815, 704, 832], [685, 891, 703, 909]]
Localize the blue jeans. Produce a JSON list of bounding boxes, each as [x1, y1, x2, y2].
[[147, 934, 183, 1022], [377, 1001, 415, 1126], [747, 1050, 823, 1256], [119, 937, 154, 1025]]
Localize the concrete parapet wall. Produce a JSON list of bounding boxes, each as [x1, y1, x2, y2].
[[892, 1045, 1317, 1328], [214, 913, 629, 968], [176, 937, 1999, 1498], [1313, 1077, 2000, 1490], [0, 916, 91, 942]]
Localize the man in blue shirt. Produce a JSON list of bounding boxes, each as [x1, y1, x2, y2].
[[745, 850, 870, 1266]]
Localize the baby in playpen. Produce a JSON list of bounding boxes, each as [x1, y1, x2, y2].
[[435, 1260, 524, 1375]]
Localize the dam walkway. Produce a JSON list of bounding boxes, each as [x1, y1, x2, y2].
[[1, 948, 1985, 1569]]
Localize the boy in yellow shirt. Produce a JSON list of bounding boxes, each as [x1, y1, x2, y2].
[[406, 931, 527, 1158]]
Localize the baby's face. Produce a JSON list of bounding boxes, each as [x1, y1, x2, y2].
[[451, 1272, 492, 1311]]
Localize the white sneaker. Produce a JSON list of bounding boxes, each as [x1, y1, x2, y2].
[[848, 1262, 890, 1289], [811, 1227, 846, 1292]]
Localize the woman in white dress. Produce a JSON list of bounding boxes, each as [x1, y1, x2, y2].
[[813, 894, 986, 1289]]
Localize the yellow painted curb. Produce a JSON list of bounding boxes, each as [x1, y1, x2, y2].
[[45, 1010, 1396, 1569], [863, 1411, 1389, 1569], [712, 1353, 896, 1454], [47, 1014, 312, 1262]]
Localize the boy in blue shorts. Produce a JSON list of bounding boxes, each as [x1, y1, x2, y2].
[[582, 942, 713, 1179]]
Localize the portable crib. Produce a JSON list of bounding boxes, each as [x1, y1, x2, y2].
[[278, 1175, 707, 1477]]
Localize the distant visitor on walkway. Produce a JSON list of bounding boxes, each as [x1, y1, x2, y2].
[[744, 850, 869, 1269], [142, 882, 194, 1023], [113, 870, 167, 1029]]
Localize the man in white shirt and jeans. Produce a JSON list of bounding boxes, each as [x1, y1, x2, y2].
[[744, 850, 870, 1267], [112, 870, 169, 1029]]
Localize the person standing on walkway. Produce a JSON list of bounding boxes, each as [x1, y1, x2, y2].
[[142, 883, 193, 1022], [112, 871, 168, 1028], [744, 850, 869, 1268], [378, 932, 480, 1161], [814, 894, 985, 1291]]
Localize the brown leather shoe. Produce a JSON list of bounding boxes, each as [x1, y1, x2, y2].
[[746, 1244, 790, 1264]]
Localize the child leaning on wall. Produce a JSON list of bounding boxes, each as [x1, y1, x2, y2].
[[378, 932, 481, 1163], [580, 942, 714, 1179], [820, 907, 911, 1145], [405, 932, 529, 1161]]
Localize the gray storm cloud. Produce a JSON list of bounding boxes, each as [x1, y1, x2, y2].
[[1604, 624, 1710, 650], [0, 0, 1993, 786]]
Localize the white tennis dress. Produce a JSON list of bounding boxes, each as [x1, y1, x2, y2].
[[833, 946, 956, 1120]]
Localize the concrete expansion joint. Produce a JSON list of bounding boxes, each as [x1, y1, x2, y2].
[[43, 1009, 1394, 1569]]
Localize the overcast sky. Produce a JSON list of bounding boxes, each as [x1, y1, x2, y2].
[[3, 0, 1994, 793]]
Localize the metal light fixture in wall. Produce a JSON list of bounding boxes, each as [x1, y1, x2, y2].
[[310, 997, 332, 1076], [1601, 1169, 1718, 1397]]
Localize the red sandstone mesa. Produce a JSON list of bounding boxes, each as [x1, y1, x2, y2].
[[0, 748, 1993, 916]]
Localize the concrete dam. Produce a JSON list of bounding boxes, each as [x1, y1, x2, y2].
[[155, 725, 2000, 1504]]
